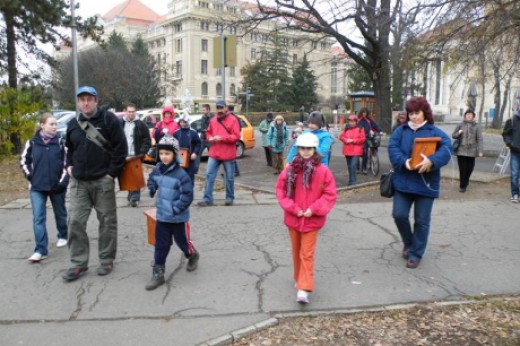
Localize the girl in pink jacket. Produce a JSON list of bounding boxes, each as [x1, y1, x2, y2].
[[275, 132, 337, 304], [339, 114, 366, 186]]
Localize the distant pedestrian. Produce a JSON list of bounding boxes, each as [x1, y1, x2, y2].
[[153, 106, 179, 144], [197, 100, 241, 207], [173, 113, 201, 185], [119, 102, 152, 207], [286, 111, 333, 166], [20, 114, 69, 262], [339, 114, 366, 186], [358, 108, 382, 174], [146, 136, 198, 290], [388, 96, 451, 269], [502, 110, 520, 203], [259, 112, 274, 166], [291, 122, 304, 140], [452, 109, 483, 192], [275, 132, 337, 304], [227, 104, 241, 177], [267, 115, 289, 174], [63, 86, 127, 281], [194, 104, 214, 173], [391, 112, 407, 133]]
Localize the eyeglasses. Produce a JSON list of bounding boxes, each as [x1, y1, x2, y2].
[[298, 147, 314, 150]]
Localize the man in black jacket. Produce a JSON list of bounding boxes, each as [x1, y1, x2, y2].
[[120, 102, 152, 207], [194, 103, 214, 173], [63, 86, 128, 282], [503, 110, 520, 203]]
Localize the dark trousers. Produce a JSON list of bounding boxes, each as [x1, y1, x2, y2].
[[263, 147, 272, 166], [360, 142, 369, 171], [154, 221, 194, 266], [457, 156, 475, 189], [194, 139, 211, 174]]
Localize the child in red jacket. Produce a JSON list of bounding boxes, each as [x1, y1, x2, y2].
[[275, 132, 337, 304], [339, 114, 366, 186]]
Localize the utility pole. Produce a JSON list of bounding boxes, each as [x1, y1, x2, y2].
[[220, 33, 226, 101], [70, 0, 79, 112]]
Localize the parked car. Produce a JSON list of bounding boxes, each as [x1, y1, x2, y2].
[[55, 111, 77, 139]]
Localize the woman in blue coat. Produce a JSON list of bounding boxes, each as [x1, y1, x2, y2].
[[20, 114, 69, 262], [388, 97, 452, 269]]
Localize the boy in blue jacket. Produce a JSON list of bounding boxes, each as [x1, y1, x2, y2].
[[146, 135, 199, 290]]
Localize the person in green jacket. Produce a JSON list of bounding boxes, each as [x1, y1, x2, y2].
[[259, 112, 274, 166]]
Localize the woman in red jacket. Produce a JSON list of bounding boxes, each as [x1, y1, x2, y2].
[[275, 132, 337, 304], [339, 114, 366, 186]]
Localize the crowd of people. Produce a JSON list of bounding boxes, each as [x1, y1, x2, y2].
[[19, 87, 518, 304]]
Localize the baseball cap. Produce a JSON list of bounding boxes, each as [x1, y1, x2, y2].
[[76, 86, 98, 97], [216, 100, 226, 108]]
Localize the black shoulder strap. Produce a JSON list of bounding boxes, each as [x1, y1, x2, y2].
[[77, 113, 112, 154], [217, 118, 232, 135]]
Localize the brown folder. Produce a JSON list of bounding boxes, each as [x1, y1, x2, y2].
[[410, 137, 441, 169]]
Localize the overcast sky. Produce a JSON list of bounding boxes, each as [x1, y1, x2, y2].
[[75, 0, 168, 18]]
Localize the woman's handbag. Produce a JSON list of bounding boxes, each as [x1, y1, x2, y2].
[[380, 169, 394, 198], [452, 137, 461, 153]]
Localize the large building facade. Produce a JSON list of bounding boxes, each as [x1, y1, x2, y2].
[[72, 0, 348, 111]]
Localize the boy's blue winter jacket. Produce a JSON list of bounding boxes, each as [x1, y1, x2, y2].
[[147, 162, 193, 223], [388, 123, 452, 198]]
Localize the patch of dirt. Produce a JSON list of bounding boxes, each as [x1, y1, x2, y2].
[[235, 297, 520, 346], [0, 157, 28, 205]]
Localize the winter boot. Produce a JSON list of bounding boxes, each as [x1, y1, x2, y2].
[[145, 265, 165, 290], [186, 251, 200, 272]]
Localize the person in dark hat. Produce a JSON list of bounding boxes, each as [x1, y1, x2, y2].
[[259, 112, 274, 166], [62, 86, 127, 282], [286, 111, 333, 166], [452, 109, 483, 192]]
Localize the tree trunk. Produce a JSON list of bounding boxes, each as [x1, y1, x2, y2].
[[4, 10, 18, 89], [373, 68, 392, 133], [491, 66, 502, 129]]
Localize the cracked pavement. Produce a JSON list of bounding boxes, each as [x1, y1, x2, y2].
[[1, 185, 519, 345]]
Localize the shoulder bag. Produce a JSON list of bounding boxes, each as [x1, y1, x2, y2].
[[77, 116, 112, 154], [380, 169, 394, 198]]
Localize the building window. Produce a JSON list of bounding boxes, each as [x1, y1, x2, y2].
[[201, 39, 208, 52], [216, 67, 222, 76], [293, 54, 298, 64], [260, 50, 268, 61], [201, 82, 208, 98], [251, 47, 256, 59], [228, 26, 236, 34], [250, 32, 257, 41], [230, 83, 236, 96], [214, 4, 223, 11], [174, 23, 183, 32], [229, 66, 235, 77], [201, 60, 208, 75], [176, 60, 183, 78], [200, 21, 209, 31], [215, 23, 223, 32], [331, 62, 338, 94], [227, 7, 237, 13], [216, 83, 222, 97], [198, 1, 209, 8], [293, 39, 299, 47], [312, 41, 318, 49], [175, 39, 182, 53], [157, 53, 161, 65], [261, 34, 268, 42]]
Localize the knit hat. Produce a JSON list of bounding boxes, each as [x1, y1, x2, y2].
[[157, 135, 180, 155], [274, 115, 284, 122], [307, 111, 323, 128]]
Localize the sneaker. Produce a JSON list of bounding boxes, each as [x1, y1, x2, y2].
[[62, 267, 88, 281], [186, 251, 200, 272], [511, 195, 519, 203], [225, 199, 233, 206], [296, 290, 310, 304], [97, 263, 113, 276], [56, 238, 68, 248], [197, 200, 214, 207], [130, 201, 139, 207], [28, 252, 47, 263]]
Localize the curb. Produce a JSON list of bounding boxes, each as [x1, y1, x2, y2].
[[196, 295, 520, 345], [196, 317, 278, 346]]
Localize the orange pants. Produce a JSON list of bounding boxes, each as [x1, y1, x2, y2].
[[289, 228, 319, 292]]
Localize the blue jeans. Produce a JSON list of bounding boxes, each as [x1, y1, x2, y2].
[[30, 190, 68, 255], [345, 156, 359, 185], [510, 152, 520, 197], [392, 191, 435, 260], [203, 157, 235, 203]]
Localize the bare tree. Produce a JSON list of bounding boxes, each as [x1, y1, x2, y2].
[[238, 0, 404, 131]]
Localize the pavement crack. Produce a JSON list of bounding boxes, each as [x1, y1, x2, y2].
[[88, 282, 108, 312], [69, 282, 90, 320], [250, 242, 279, 312]]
